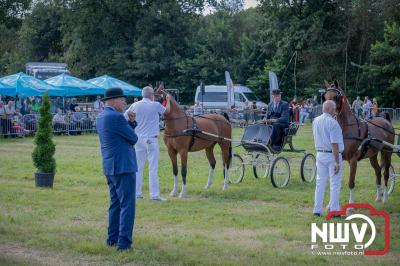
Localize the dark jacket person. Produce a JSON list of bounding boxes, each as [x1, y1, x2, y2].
[[96, 87, 138, 251], [265, 89, 290, 148]]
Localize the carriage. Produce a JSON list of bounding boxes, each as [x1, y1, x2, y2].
[[228, 122, 317, 188]]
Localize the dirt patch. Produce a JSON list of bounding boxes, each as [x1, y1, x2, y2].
[[0, 243, 103, 266]]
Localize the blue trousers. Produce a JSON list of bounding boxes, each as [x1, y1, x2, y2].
[[106, 173, 136, 249]]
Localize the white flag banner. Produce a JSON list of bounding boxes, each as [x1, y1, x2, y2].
[[269, 71, 279, 103], [225, 71, 233, 108]]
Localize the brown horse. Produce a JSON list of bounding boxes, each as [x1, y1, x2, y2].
[[323, 81, 394, 208], [155, 86, 232, 198]]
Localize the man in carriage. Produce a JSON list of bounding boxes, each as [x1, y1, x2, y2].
[[264, 89, 290, 149]]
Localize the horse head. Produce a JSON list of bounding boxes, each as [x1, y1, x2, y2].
[[154, 83, 168, 102], [154, 83, 181, 116], [323, 80, 347, 114]]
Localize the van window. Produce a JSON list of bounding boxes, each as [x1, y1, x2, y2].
[[234, 93, 246, 102], [243, 92, 259, 101], [199, 92, 228, 102]]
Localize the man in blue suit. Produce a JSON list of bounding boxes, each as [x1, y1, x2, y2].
[[96, 87, 138, 251], [265, 89, 290, 149]]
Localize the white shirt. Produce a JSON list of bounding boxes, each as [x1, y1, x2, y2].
[[312, 113, 344, 152], [124, 98, 166, 138], [93, 100, 104, 111]]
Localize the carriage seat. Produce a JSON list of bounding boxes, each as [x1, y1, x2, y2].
[[241, 124, 273, 152]]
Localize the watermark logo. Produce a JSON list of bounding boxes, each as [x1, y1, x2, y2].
[[310, 203, 390, 256]]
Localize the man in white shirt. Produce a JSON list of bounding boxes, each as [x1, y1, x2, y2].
[[124, 86, 170, 201], [312, 100, 344, 217], [93, 95, 104, 112]]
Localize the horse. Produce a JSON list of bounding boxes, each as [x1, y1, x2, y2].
[[154, 86, 232, 198], [323, 80, 394, 209]]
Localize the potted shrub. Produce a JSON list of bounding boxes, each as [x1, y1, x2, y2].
[[32, 93, 56, 188]]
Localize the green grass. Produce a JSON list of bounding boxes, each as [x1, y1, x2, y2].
[[0, 123, 399, 265]]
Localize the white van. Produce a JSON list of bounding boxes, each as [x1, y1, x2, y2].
[[194, 85, 267, 109]]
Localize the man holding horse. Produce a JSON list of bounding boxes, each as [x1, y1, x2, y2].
[[264, 89, 290, 149], [312, 100, 344, 217], [124, 86, 170, 201]]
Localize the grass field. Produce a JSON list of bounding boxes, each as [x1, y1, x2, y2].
[[0, 124, 399, 265]]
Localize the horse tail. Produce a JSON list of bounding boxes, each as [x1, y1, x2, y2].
[[222, 112, 232, 162], [223, 112, 230, 122], [379, 111, 391, 123]]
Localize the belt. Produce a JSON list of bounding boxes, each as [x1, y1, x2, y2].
[[317, 150, 343, 154]]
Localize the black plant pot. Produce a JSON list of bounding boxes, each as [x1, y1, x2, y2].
[[35, 172, 55, 188]]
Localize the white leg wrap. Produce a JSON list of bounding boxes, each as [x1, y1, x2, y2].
[[223, 166, 229, 190], [382, 185, 388, 203], [205, 168, 214, 189], [375, 184, 382, 202], [170, 175, 178, 197], [179, 184, 187, 198]]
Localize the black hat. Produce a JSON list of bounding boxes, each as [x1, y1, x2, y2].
[[272, 89, 282, 95], [102, 87, 126, 101]]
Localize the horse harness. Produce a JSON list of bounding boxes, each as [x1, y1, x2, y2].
[[341, 116, 372, 161], [163, 113, 229, 151]]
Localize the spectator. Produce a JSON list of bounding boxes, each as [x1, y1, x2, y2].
[[352, 96, 363, 118], [306, 99, 315, 122], [0, 101, 7, 137], [69, 98, 78, 112], [31, 99, 40, 113], [50, 97, 63, 113], [289, 97, 299, 122], [71, 106, 87, 135], [299, 100, 310, 125], [3, 101, 15, 137], [133, 97, 139, 103], [52, 108, 69, 134], [372, 98, 378, 117], [363, 96, 372, 119], [22, 98, 31, 115], [93, 95, 104, 112], [12, 108, 29, 137], [193, 101, 203, 115]]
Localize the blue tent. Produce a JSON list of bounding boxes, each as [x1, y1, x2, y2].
[[45, 73, 105, 96], [87, 75, 141, 96], [0, 72, 64, 97], [0, 80, 15, 96]]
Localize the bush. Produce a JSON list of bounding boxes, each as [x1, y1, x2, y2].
[[32, 93, 56, 173]]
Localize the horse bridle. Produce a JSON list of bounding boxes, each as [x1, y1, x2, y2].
[[324, 87, 346, 116]]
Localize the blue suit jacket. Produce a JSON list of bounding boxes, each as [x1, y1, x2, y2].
[[267, 100, 290, 125], [96, 107, 138, 176]]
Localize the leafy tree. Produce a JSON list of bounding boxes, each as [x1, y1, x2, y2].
[[363, 22, 400, 107]]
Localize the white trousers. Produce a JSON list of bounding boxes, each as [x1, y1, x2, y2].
[[135, 137, 160, 198], [313, 152, 343, 214]]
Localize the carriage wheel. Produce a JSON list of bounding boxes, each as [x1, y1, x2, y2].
[[253, 153, 271, 179], [388, 164, 395, 195], [300, 153, 316, 183], [270, 157, 291, 188], [228, 154, 245, 184]]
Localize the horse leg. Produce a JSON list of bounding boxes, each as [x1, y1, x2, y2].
[[369, 155, 382, 202], [347, 159, 357, 215], [168, 148, 179, 197], [381, 151, 391, 203], [221, 144, 231, 190], [179, 151, 188, 198], [204, 145, 216, 189]]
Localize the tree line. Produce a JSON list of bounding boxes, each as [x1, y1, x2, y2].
[[1, 0, 399, 106]]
